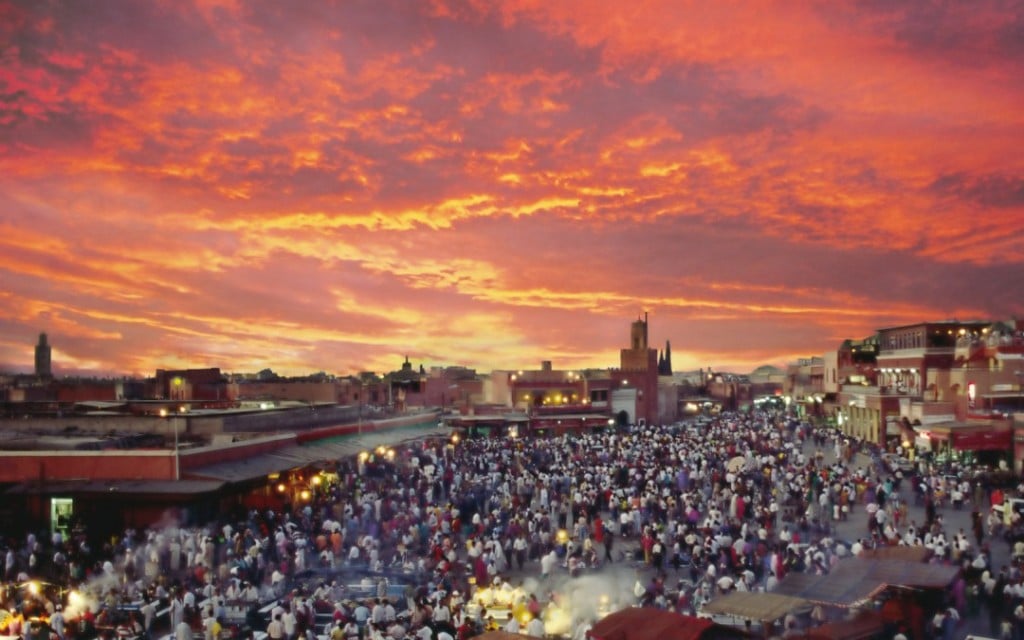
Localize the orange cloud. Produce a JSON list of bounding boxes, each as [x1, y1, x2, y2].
[[0, 0, 1020, 376]]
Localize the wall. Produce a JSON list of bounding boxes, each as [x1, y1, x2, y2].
[[0, 449, 177, 483], [0, 411, 440, 483], [0, 414, 176, 434], [236, 381, 341, 403]]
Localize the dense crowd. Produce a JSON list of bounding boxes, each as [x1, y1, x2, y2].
[[0, 410, 1019, 640]]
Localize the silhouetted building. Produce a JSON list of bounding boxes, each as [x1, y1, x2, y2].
[[658, 340, 673, 375], [34, 333, 52, 379], [617, 313, 659, 424]]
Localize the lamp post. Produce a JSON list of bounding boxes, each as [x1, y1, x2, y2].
[[174, 417, 180, 481]]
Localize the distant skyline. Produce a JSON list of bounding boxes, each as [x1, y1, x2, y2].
[[1, 1, 1022, 378]]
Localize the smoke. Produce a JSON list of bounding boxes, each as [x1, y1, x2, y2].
[[66, 569, 124, 620], [517, 564, 644, 636]]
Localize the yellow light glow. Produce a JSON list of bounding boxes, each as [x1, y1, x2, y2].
[[358, 451, 369, 461], [28, 582, 39, 595], [300, 489, 311, 501], [311, 475, 322, 486], [544, 605, 572, 636], [276, 483, 286, 493]]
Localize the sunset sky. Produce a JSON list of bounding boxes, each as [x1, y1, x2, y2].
[[1, 1, 1022, 378]]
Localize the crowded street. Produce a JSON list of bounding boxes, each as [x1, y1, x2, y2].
[[1, 410, 1019, 640]]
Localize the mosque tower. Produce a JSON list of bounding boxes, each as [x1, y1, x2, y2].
[[35, 332, 52, 379]]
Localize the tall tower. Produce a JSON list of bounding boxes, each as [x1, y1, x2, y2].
[[622, 313, 654, 371], [629, 312, 649, 350], [619, 313, 658, 425], [35, 332, 52, 378]]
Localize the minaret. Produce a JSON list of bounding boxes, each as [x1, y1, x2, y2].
[[629, 313, 648, 351], [664, 340, 673, 375], [35, 333, 52, 378]]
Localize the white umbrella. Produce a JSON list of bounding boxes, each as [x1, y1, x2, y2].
[[727, 456, 746, 473]]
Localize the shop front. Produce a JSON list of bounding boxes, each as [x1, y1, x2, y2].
[[914, 422, 1012, 467]]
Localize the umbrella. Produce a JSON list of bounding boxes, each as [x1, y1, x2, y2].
[[726, 456, 746, 473]]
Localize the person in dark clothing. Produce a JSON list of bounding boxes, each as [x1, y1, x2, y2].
[[925, 494, 936, 527], [604, 527, 615, 562]]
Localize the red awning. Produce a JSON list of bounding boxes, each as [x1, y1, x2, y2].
[[588, 608, 714, 640], [952, 430, 1012, 451]]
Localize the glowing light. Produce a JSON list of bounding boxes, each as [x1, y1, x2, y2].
[[276, 483, 286, 493], [300, 489, 311, 501], [544, 605, 572, 636], [311, 475, 322, 486]]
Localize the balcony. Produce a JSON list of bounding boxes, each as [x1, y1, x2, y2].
[[840, 383, 921, 400]]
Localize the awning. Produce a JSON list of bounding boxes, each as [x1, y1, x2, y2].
[[700, 592, 806, 622], [861, 558, 960, 588], [589, 608, 714, 640], [6, 479, 224, 496], [186, 426, 450, 483], [74, 400, 128, 410], [772, 558, 958, 607], [185, 448, 312, 483], [773, 568, 883, 607]]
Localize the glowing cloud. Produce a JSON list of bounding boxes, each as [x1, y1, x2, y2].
[[0, 0, 1021, 377]]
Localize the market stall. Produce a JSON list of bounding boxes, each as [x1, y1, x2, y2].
[[588, 607, 720, 640]]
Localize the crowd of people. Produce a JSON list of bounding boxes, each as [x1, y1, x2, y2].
[[1, 409, 1020, 640]]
